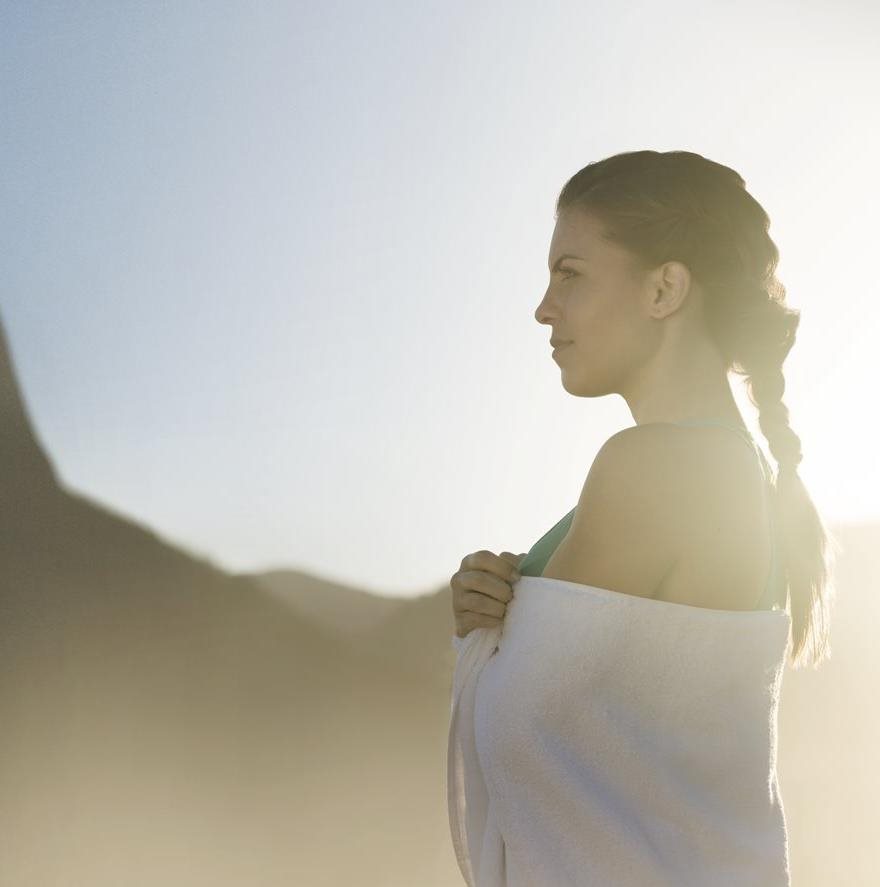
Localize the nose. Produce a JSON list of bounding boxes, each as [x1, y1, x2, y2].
[[535, 288, 556, 326]]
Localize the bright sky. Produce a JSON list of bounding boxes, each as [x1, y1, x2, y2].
[[1, 1, 877, 597]]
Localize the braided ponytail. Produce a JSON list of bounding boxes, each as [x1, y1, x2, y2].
[[741, 300, 840, 669], [556, 149, 841, 669]]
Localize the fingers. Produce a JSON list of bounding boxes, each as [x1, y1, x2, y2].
[[451, 569, 514, 603], [455, 614, 496, 641], [455, 612, 504, 638], [462, 589, 507, 618], [461, 549, 521, 586], [468, 571, 514, 604], [452, 549, 524, 640]]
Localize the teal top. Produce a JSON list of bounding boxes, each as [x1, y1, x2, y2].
[[516, 418, 786, 612]]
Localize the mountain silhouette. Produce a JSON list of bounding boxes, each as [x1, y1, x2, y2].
[[0, 314, 459, 886]]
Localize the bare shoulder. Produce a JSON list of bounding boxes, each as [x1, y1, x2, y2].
[[540, 424, 694, 598], [540, 422, 766, 608], [630, 422, 769, 610], [598, 421, 762, 496], [592, 422, 687, 477]]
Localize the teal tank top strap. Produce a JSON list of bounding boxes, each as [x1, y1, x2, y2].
[[517, 506, 576, 578], [670, 418, 784, 611]]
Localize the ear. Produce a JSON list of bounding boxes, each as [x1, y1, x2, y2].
[[649, 260, 692, 319]]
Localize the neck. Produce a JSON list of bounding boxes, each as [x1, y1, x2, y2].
[[624, 336, 743, 428]]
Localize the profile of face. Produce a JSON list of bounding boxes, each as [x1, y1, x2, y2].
[[535, 208, 680, 398]]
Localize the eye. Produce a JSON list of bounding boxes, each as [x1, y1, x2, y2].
[[558, 267, 577, 280]]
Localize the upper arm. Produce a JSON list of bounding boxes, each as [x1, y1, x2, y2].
[[540, 425, 688, 599]]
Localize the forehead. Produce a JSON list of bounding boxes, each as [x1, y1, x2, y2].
[[547, 209, 608, 262], [548, 208, 636, 273]]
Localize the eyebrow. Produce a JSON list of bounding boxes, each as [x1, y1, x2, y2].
[[548, 253, 586, 272]]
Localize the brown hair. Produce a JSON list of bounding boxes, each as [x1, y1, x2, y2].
[[556, 149, 840, 669]]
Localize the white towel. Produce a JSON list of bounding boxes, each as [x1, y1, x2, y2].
[[447, 576, 792, 886]]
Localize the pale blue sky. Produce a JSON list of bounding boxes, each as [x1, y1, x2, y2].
[[2, 1, 877, 596]]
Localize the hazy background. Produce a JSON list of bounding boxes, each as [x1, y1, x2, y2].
[[2, 3, 879, 886], [2, 0, 877, 596]]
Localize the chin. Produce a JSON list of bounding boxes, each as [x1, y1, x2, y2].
[[561, 373, 613, 398]]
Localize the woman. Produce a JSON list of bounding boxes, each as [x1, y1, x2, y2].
[[448, 150, 840, 886]]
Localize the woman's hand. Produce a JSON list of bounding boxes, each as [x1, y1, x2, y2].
[[450, 550, 526, 639]]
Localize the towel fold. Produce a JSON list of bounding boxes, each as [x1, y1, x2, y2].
[[447, 576, 792, 886]]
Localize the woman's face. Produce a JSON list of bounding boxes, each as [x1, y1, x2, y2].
[[535, 208, 659, 397]]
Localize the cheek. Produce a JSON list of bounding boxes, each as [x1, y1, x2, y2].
[[567, 290, 602, 332], [568, 292, 621, 342], [567, 305, 634, 368]]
